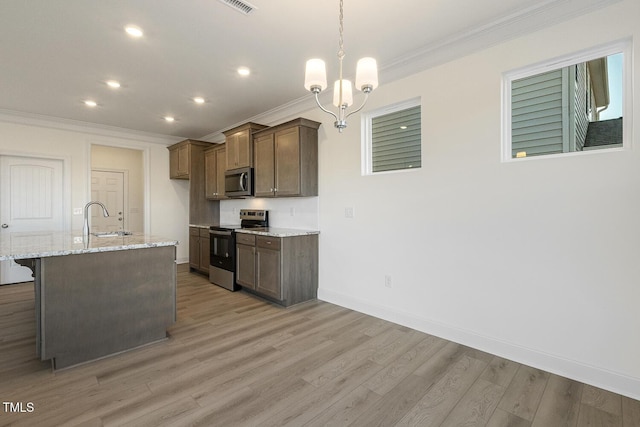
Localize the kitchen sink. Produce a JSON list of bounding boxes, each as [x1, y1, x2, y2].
[[92, 231, 133, 238]]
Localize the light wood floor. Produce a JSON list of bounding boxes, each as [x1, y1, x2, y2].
[[1, 266, 639, 427]]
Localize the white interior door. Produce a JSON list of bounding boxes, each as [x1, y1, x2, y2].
[[0, 155, 64, 284], [91, 170, 125, 232]]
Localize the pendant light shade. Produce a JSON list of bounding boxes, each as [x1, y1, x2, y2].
[[304, 59, 328, 92], [333, 79, 353, 107], [355, 57, 378, 92]]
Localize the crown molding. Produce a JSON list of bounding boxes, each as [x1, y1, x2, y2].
[[0, 109, 185, 146], [379, 0, 622, 84]]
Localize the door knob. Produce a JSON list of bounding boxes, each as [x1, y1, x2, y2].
[[1, 224, 8, 228]]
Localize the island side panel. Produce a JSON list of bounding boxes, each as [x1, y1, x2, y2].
[[38, 245, 176, 369]]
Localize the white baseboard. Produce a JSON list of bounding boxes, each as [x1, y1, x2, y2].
[[318, 288, 640, 401]]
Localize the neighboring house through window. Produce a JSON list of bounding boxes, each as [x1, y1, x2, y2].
[[362, 98, 421, 174], [511, 55, 622, 158], [504, 39, 629, 161]]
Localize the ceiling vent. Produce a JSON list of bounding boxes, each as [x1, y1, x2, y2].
[[219, 0, 257, 15]]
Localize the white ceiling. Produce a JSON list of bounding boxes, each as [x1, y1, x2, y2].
[[0, 0, 617, 141]]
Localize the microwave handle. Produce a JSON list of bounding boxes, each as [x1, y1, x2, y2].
[[240, 172, 247, 191], [238, 172, 247, 191]]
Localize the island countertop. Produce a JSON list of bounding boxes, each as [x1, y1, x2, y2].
[[0, 231, 179, 261]]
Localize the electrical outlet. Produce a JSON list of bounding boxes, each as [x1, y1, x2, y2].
[[73, 236, 83, 244], [384, 275, 392, 288], [73, 208, 82, 215], [345, 207, 355, 218]]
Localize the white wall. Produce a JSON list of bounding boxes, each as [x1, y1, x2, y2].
[[0, 119, 190, 261], [313, 0, 640, 399]]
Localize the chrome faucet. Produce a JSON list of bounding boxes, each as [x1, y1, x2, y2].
[[83, 201, 110, 237]]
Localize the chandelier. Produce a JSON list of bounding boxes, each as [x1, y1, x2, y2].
[[304, 0, 378, 132]]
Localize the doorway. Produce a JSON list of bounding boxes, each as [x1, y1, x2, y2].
[[90, 145, 144, 233], [0, 155, 65, 284], [91, 170, 126, 232]]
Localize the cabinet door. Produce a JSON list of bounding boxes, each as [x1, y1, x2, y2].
[[189, 231, 200, 269], [170, 145, 190, 179], [205, 147, 226, 200], [226, 130, 251, 169], [200, 235, 210, 273], [256, 247, 281, 300], [204, 149, 216, 199], [177, 145, 190, 177], [235, 130, 251, 168], [226, 134, 236, 170], [274, 127, 301, 196], [215, 147, 226, 198], [253, 133, 275, 197], [236, 244, 256, 289]]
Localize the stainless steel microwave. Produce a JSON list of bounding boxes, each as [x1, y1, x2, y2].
[[224, 167, 253, 197]]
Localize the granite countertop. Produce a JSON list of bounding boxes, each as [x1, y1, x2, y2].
[[234, 227, 320, 238], [0, 231, 179, 261]]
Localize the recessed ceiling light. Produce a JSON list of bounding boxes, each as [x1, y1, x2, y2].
[[84, 100, 97, 107], [106, 80, 121, 89], [164, 116, 175, 123], [237, 67, 251, 76], [193, 97, 205, 104], [125, 25, 143, 38]]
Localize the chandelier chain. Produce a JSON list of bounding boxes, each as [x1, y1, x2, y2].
[[338, 0, 344, 59]]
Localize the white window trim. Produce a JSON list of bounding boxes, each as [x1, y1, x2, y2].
[[501, 38, 632, 163], [361, 97, 422, 175]]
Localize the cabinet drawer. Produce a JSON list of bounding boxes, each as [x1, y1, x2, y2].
[[257, 236, 281, 250], [199, 228, 210, 238], [236, 233, 256, 246], [189, 227, 200, 237]]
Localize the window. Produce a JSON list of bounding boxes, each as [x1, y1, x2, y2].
[[502, 39, 631, 161], [362, 98, 421, 174]]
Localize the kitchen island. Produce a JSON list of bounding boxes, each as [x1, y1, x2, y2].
[[0, 231, 178, 369]]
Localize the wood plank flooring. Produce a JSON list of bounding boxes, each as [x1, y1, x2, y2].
[[1, 266, 639, 426]]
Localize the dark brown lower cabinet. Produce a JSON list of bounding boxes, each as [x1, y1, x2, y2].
[[235, 233, 318, 306], [189, 227, 210, 274], [236, 233, 256, 289]]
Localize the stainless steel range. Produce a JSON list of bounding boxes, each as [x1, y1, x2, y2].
[[209, 209, 268, 291]]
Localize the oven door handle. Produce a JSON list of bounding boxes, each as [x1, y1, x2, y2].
[[210, 229, 233, 237]]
